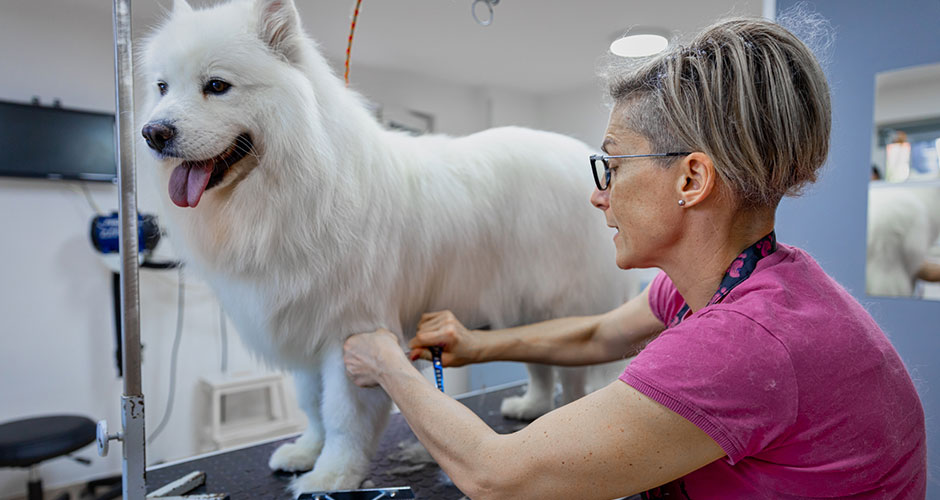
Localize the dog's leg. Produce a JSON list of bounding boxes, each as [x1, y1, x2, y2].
[[555, 365, 587, 407], [500, 363, 554, 420], [269, 368, 325, 472], [290, 346, 392, 495]]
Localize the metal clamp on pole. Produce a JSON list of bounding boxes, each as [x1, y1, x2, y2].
[[95, 419, 123, 457]]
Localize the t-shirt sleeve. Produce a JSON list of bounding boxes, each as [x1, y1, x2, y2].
[[647, 270, 684, 325], [620, 308, 798, 464]]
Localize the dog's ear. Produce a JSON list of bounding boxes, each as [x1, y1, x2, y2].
[[172, 0, 193, 15], [255, 0, 302, 63]]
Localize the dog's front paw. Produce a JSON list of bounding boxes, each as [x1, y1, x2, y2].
[[289, 467, 366, 498], [500, 394, 551, 421], [269, 441, 323, 472]]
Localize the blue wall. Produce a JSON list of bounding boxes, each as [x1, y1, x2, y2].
[[776, 0, 939, 493]]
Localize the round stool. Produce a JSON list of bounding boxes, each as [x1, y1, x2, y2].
[[0, 415, 97, 500]]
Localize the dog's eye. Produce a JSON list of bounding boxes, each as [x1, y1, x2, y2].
[[204, 79, 231, 95], [157, 81, 168, 95]]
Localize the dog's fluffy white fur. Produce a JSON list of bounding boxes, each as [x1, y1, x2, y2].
[[867, 185, 940, 296], [140, 0, 635, 493]]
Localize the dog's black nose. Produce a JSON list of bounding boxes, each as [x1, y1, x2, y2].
[[142, 122, 176, 152]]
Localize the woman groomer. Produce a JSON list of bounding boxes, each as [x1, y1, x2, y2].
[[343, 17, 927, 499]]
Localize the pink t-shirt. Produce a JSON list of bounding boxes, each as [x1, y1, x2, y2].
[[620, 243, 926, 499]]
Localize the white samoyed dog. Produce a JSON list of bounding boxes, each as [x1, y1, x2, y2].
[[140, 0, 635, 494]]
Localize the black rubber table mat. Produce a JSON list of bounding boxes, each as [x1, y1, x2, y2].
[[147, 384, 532, 499], [147, 383, 643, 499]]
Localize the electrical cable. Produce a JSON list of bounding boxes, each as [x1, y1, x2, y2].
[[70, 181, 104, 215], [147, 265, 185, 444], [344, 0, 362, 86], [79, 182, 103, 214], [141, 260, 182, 270], [219, 303, 228, 374]]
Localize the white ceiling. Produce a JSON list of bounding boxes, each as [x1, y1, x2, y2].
[[87, 0, 762, 94]]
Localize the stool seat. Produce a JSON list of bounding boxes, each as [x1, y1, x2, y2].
[[0, 415, 96, 468]]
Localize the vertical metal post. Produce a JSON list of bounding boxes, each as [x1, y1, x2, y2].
[[112, 0, 147, 498]]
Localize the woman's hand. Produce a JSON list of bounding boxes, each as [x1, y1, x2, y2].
[[408, 310, 482, 367], [343, 328, 406, 387]]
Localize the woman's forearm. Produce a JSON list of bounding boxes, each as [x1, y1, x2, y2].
[[377, 355, 503, 497], [475, 286, 661, 367], [412, 296, 656, 368], [475, 315, 611, 366]]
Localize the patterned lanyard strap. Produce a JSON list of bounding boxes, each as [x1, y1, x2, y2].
[[669, 231, 778, 328]]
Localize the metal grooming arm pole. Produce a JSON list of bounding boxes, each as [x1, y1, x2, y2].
[[113, 0, 148, 496], [95, 1, 147, 499], [98, 5, 226, 498]]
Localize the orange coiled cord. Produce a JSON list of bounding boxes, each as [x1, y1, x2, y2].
[[344, 0, 362, 86]]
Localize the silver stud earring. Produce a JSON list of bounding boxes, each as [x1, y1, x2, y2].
[[678, 200, 686, 206]]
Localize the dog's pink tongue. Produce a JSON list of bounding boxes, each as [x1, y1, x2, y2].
[[169, 161, 213, 208]]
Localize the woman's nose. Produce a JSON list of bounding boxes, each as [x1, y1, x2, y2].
[[590, 186, 609, 211]]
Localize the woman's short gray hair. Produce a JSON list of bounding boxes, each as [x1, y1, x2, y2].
[[603, 14, 832, 208]]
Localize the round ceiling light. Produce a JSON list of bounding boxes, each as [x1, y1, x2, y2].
[[610, 34, 669, 58]]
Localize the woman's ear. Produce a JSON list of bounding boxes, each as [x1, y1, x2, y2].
[[674, 152, 717, 207]]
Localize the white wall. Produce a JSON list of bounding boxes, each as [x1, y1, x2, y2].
[[539, 83, 612, 147], [0, 3, 129, 497], [346, 63, 489, 136]]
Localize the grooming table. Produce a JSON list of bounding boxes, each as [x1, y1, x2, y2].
[[147, 382, 643, 499], [147, 383, 533, 499]]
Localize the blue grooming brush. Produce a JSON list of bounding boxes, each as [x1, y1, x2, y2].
[[429, 346, 444, 392]]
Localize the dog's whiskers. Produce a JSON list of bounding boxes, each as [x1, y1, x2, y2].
[[233, 142, 262, 161]]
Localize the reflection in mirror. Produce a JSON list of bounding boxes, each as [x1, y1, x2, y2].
[[866, 62, 940, 299]]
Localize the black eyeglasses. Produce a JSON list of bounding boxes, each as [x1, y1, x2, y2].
[[589, 152, 691, 190]]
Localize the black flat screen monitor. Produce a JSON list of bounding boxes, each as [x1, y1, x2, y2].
[[0, 100, 117, 182]]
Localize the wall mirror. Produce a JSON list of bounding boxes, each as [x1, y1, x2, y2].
[[866, 62, 940, 300]]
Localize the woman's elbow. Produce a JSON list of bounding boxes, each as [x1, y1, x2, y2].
[[456, 458, 529, 499], [459, 479, 495, 500], [459, 472, 515, 500]]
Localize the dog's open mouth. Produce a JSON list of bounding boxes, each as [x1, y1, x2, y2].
[[168, 134, 253, 208]]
